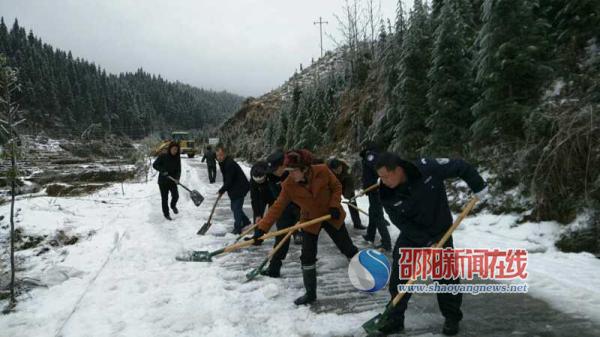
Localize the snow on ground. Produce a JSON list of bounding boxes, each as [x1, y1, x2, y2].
[[354, 197, 600, 324], [456, 213, 600, 323], [1, 157, 599, 337], [0, 159, 371, 337]]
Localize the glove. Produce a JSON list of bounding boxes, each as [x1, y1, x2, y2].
[[244, 228, 265, 246], [329, 207, 341, 220], [474, 186, 489, 202], [161, 171, 169, 176]]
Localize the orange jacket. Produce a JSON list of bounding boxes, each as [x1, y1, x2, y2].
[[257, 164, 345, 235]]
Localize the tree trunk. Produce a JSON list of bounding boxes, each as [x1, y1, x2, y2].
[[9, 151, 16, 309]]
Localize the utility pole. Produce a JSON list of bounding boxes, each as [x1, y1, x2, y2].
[[313, 16, 328, 58]]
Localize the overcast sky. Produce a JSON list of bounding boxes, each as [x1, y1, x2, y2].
[[0, 0, 411, 97]]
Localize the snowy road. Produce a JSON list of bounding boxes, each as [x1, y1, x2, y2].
[[1, 157, 600, 337]]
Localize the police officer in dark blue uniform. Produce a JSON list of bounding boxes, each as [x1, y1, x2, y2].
[[360, 141, 392, 251], [372, 152, 487, 336]]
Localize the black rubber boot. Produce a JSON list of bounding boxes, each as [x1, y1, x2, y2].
[[294, 264, 317, 305], [164, 214, 172, 221], [171, 206, 179, 214], [442, 319, 459, 336], [260, 259, 282, 278]]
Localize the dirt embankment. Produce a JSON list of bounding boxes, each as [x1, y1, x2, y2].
[[0, 135, 149, 201]]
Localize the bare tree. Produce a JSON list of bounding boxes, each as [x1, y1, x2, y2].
[[365, 0, 383, 55], [330, 0, 371, 86], [0, 55, 24, 313]]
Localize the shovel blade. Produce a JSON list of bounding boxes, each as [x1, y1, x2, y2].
[[197, 222, 211, 235], [245, 268, 261, 281], [245, 259, 269, 282], [190, 190, 204, 206], [176, 250, 212, 262], [192, 251, 213, 262], [362, 313, 384, 335]]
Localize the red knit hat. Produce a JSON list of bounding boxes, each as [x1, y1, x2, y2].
[[283, 149, 314, 170]]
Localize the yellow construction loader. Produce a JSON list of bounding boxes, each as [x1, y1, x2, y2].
[[155, 131, 197, 158]]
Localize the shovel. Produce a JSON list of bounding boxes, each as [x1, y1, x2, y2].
[[246, 227, 297, 281], [177, 224, 257, 261], [342, 200, 369, 216], [350, 182, 380, 202], [167, 176, 204, 206], [235, 224, 258, 243], [183, 215, 330, 262], [197, 193, 224, 235], [362, 197, 479, 335]]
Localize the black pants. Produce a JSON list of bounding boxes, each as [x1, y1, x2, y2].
[[207, 165, 217, 183], [271, 206, 300, 262], [300, 222, 359, 266], [346, 192, 363, 227], [389, 235, 463, 322], [159, 181, 179, 216], [365, 192, 392, 249], [230, 197, 251, 231]]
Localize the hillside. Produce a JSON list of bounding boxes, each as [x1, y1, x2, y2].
[[218, 0, 600, 254], [219, 50, 345, 160], [0, 18, 244, 139]]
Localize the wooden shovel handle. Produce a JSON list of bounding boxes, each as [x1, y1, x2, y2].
[[344, 201, 369, 216], [207, 193, 223, 223], [238, 224, 257, 239], [262, 215, 330, 240], [222, 215, 331, 254], [433, 197, 478, 249], [268, 228, 297, 259], [352, 182, 379, 200], [391, 197, 478, 306]]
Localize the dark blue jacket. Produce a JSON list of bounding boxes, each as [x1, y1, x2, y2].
[[218, 156, 250, 200], [380, 158, 486, 245], [361, 150, 380, 190]]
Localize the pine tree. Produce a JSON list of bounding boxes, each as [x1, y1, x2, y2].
[[426, 0, 474, 156], [374, 0, 406, 146], [549, 0, 600, 73], [293, 93, 312, 148], [285, 84, 302, 148], [0, 18, 8, 54], [263, 119, 275, 152], [390, 0, 433, 158], [471, 0, 551, 144], [274, 106, 288, 148], [299, 120, 321, 151]]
